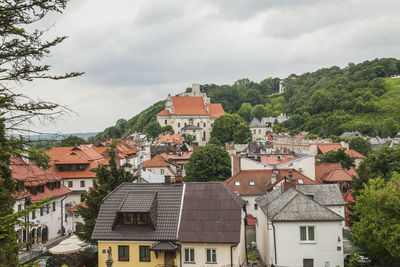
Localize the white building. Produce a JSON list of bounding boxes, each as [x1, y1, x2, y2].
[[249, 118, 271, 141], [156, 83, 225, 146], [255, 185, 345, 267], [11, 158, 71, 245]]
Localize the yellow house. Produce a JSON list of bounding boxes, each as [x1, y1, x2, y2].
[[92, 182, 246, 267]]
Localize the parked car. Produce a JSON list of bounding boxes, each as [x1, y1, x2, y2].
[[36, 256, 55, 267]]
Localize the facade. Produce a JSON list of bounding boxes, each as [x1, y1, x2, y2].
[[156, 83, 225, 146], [47, 145, 108, 207], [249, 118, 270, 141], [11, 158, 71, 244], [92, 182, 246, 267], [142, 153, 178, 181], [255, 186, 345, 267]]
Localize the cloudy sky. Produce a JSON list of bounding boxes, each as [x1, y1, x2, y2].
[[20, 0, 400, 134]]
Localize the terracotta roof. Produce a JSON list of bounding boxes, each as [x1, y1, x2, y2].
[[207, 103, 225, 118], [143, 154, 170, 168], [171, 96, 208, 115], [157, 97, 224, 117], [260, 155, 298, 166], [56, 152, 89, 164], [246, 214, 256, 227], [266, 133, 273, 141], [342, 191, 355, 203], [315, 163, 342, 183], [47, 145, 107, 179], [224, 169, 315, 196], [158, 134, 182, 144], [68, 202, 87, 212], [157, 109, 171, 116], [10, 158, 71, 202], [316, 143, 344, 154], [345, 149, 365, 159], [322, 169, 354, 182]]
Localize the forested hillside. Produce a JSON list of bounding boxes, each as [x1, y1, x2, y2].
[[89, 58, 400, 143]]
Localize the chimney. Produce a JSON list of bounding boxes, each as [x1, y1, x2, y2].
[[271, 173, 277, 184], [175, 169, 183, 183], [165, 175, 171, 183]]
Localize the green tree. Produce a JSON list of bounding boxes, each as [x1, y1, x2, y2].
[[0, 1, 81, 264], [251, 104, 268, 121], [59, 135, 86, 147], [161, 125, 174, 133], [318, 149, 355, 169], [77, 148, 136, 243], [208, 136, 222, 146], [237, 103, 252, 122], [354, 144, 400, 193], [143, 121, 162, 139], [181, 134, 194, 145], [210, 114, 244, 144], [233, 122, 252, 143], [184, 144, 231, 182], [349, 137, 371, 156], [351, 174, 400, 265]]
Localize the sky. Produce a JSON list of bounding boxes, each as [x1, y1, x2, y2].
[[18, 0, 400, 134]]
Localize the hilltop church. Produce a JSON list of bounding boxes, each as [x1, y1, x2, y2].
[[157, 83, 224, 146]]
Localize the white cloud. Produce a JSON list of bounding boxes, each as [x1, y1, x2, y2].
[[14, 0, 400, 133]]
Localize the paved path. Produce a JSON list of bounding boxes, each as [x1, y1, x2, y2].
[[18, 235, 69, 265]]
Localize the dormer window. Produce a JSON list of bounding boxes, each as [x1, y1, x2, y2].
[[249, 181, 255, 186], [235, 181, 240, 186], [120, 213, 148, 226], [305, 194, 314, 200]]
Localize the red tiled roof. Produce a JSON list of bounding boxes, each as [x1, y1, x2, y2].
[[157, 109, 171, 116], [207, 103, 225, 118], [224, 169, 314, 195], [342, 191, 355, 203], [10, 158, 71, 202], [171, 96, 208, 115], [260, 155, 298, 166], [322, 169, 354, 182], [317, 143, 344, 154], [68, 202, 87, 212], [315, 163, 342, 183], [345, 149, 365, 159], [159, 134, 183, 144], [143, 154, 170, 168], [56, 152, 89, 164], [266, 133, 273, 141]]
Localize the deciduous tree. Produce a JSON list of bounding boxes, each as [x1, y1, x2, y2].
[[318, 148, 355, 169], [348, 137, 371, 157], [233, 122, 252, 144], [351, 174, 400, 265], [210, 113, 246, 144], [184, 144, 231, 182]]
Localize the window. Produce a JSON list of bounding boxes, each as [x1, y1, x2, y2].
[[32, 211, 36, 219], [68, 181, 73, 188], [303, 258, 314, 267], [305, 194, 314, 200], [80, 181, 85, 187], [184, 248, 195, 263], [122, 213, 134, 225], [46, 205, 50, 214], [118, 245, 129, 262], [160, 169, 164, 175], [254, 203, 258, 210], [52, 202, 56, 211], [136, 214, 148, 225], [300, 226, 315, 241], [139, 246, 150, 262], [249, 181, 255, 186], [259, 129, 261, 134], [165, 119, 167, 125], [206, 249, 217, 263], [203, 122, 206, 127], [253, 129, 256, 134], [234, 181, 240, 186], [197, 123, 200, 127], [40, 207, 44, 216], [18, 204, 22, 212], [178, 122, 181, 127]]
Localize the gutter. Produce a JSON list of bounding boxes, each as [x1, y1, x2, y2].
[[230, 244, 237, 267], [272, 221, 277, 265]]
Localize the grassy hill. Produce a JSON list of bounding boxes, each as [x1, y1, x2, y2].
[[89, 58, 400, 143]]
